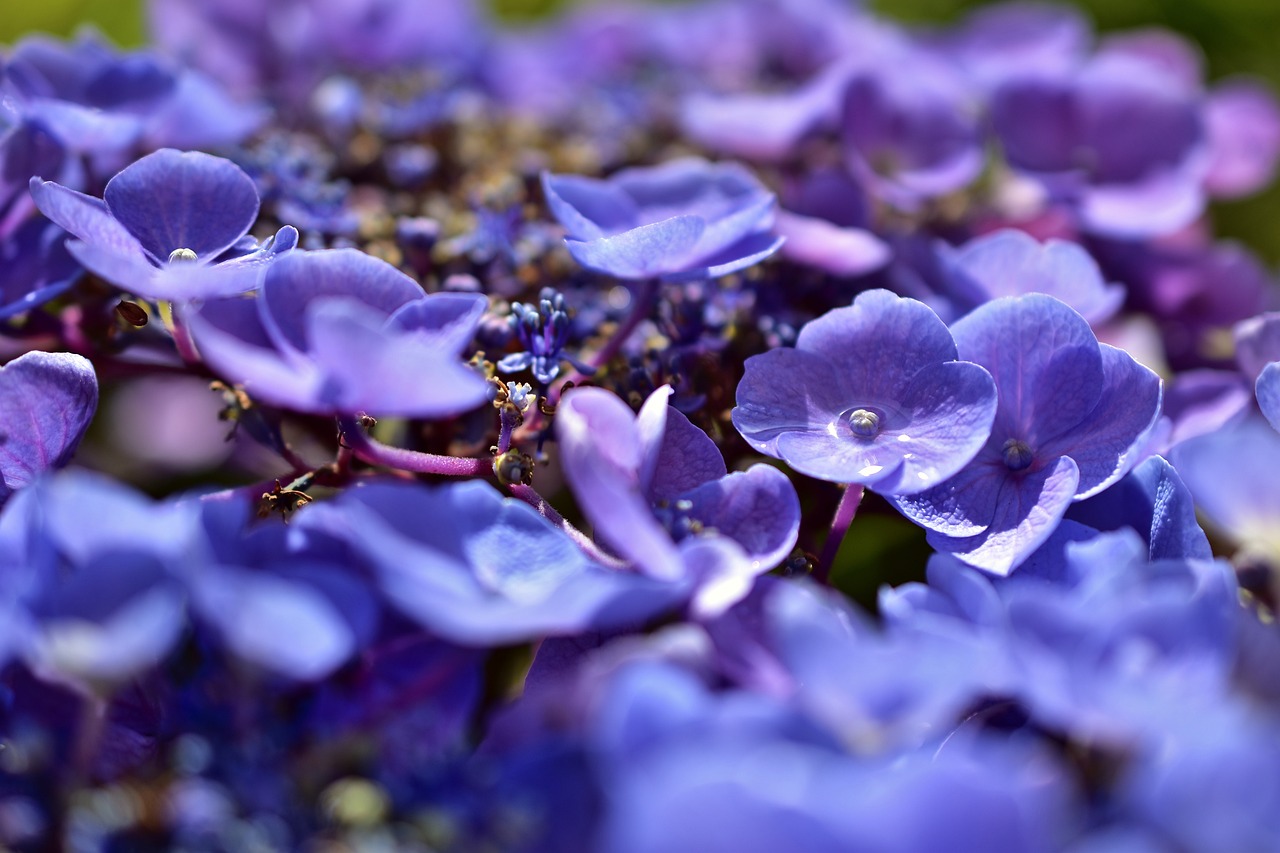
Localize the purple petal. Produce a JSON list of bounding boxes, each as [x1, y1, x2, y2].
[[186, 298, 322, 412], [646, 406, 727, 504], [143, 70, 267, 151], [1204, 79, 1280, 199], [22, 99, 144, 153], [774, 428, 904, 487], [139, 251, 274, 301], [261, 249, 422, 351], [0, 351, 98, 498], [775, 210, 890, 277], [797, 289, 958, 400], [667, 231, 784, 282], [557, 388, 683, 581], [386, 291, 488, 354], [680, 89, 829, 162], [29, 178, 152, 263], [679, 536, 761, 620], [1078, 168, 1205, 239], [190, 567, 354, 680], [686, 193, 776, 264], [681, 464, 799, 572], [950, 294, 1103, 444], [611, 158, 763, 219], [1257, 363, 1280, 434], [635, 385, 674, 500], [1039, 344, 1162, 498], [1234, 311, 1280, 382], [322, 481, 681, 645], [541, 172, 639, 240], [307, 298, 490, 417], [872, 360, 998, 496], [1171, 411, 1280, 549], [103, 149, 259, 261], [992, 76, 1078, 174], [943, 229, 1124, 324], [893, 458, 1005, 538], [565, 215, 705, 280], [732, 347, 847, 455], [2, 123, 63, 216], [64, 238, 159, 295], [927, 455, 1081, 575]]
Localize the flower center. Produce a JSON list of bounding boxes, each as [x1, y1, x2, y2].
[[1002, 438, 1034, 471], [848, 408, 881, 438], [653, 498, 704, 542], [168, 248, 198, 263]]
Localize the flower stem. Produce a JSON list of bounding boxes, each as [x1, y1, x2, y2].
[[162, 301, 201, 365], [496, 404, 520, 454], [552, 277, 658, 402], [814, 485, 864, 585], [337, 414, 489, 477]]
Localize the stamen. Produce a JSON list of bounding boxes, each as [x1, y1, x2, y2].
[[848, 408, 881, 438], [168, 248, 198, 263], [1002, 438, 1034, 471]]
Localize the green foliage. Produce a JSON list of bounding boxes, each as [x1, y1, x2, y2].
[[0, 0, 147, 46]]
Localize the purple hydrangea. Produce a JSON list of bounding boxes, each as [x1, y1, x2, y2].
[[30, 148, 296, 301], [542, 157, 784, 281], [184, 495, 380, 681], [991, 49, 1208, 237], [2, 31, 263, 165], [186, 247, 491, 417], [1, 471, 196, 689], [895, 294, 1163, 574], [733, 289, 998, 495], [0, 350, 98, 505], [295, 479, 682, 645], [558, 385, 800, 616], [839, 53, 985, 210], [935, 228, 1125, 325]]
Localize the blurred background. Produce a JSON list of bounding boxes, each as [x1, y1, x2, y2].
[[7, 0, 1279, 260]]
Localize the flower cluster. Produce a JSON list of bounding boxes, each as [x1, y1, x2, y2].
[[2, 0, 1280, 849]]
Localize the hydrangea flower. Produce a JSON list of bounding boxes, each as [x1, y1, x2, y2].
[[935, 229, 1125, 325], [542, 157, 783, 281], [0, 219, 83, 321], [558, 385, 800, 616], [894, 294, 1163, 574], [185, 496, 380, 681], [1234, 312, 1280, 432], [991, 49, 1208, 237], [733, 289, 998, 495], [1171, 409, 1280, 560], [30, 148, 296, 301], [0, 351, 97, 505], [2, 31, 263, 164], [839, 54, 984, 210], [0, 471, 197, 690], [296, 479, 682, 645], [186, 248, 491, 417]]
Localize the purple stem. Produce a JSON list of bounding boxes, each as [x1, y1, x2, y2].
[[167, 304, 201, 365], [337, 414, 490, 478], [496, 404, 519, 454], [551, 277, 658, 402], [814, 485, 864, 585]]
